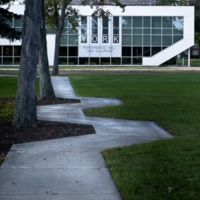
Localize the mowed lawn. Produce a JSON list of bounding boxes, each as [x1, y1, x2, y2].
[[70, 73, 200, 200]]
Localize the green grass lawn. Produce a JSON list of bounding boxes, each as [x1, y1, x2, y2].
[[0, 76, 18, 97], [0, 76, 40, 120], [69, 73, 200, 200], [1, 73, 200, 199], [70, 73, 200, 136]]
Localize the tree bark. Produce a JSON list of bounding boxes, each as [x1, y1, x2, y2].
[[39, 0, 56, 99], [12, 0, 42, 128], [52, 1, 67, 75], [52, 32, 60, 75]]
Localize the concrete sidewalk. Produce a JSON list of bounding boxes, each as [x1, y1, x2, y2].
[[0, 76, 172, 200]]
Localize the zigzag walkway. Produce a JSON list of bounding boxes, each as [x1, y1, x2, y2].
[[0, 77, 172, 200]]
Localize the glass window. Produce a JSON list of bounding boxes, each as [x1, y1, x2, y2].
[[60, 35, 68, 45], [81, 28, 87, 35], [79, 57, 89, 65], [122, 35, 131, 45], [152, 29, 161, 34], [152, 35, 161, 46], [133, 47, 142, 56], [92, 31, 98, 43], [3, 57, 13, 65], [101, 58, 110, 65], [103, 17, 108, 28], [81, 16, 87, 43], [14, 57, 20, 65], [68, 47, 78, 56], [92, 16, 98, 33], [68, 35, 78, 45], [143, 35, 151, 45], [122, 17, 132, 28], [122, 29, 131, 34], [173, 17, 184, 30], [144, 28, 150, 34], [133, 35, 142, 46], [143, 47, 151, 57], [90, 58, 99, 65], [133, 29, 142, 34], [122, 58, 131, 65], [14, 15, 23, 28], [133, 17, 142, 28], [152, 47, 161, 55], [122, 47, 131, 56], [133, 58, 142, 64], [113, 17, 119, 28], [81, 16, 87, 28], [68, 27, 78, 34], [162, 35, 172, 46], [113, 17, 119, 40], [59, 58, 67, 65], [144, 17, 151, 27], [59, 47, 67, 56], [163, 29, 172, 35], [112, 58, 121, 65], [102, 17, 108, 43], [103, 28, 108, 34], [173, 28, 183, 35], [69, 57, 78, 65], [0, 46, 2, 55], [114, 28, 119, 34], [152, 17, 161, 28], [14, 46, 21, 56], [3, 46, 12, 56], [173, 35, 183, 43], [163, 17, 172, 28]]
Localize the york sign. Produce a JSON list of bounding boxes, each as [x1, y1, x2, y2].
[[79, 16, 121, 57]]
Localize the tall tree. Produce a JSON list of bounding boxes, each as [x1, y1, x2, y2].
[[0, 0, 22, 41], [12, 0, 124, 128], [12, 0, 42, 128], [45, 0, 125, 75], [45, 0, 79, 75], [39, 0, 56, 100], [190, 0, 200, 33]]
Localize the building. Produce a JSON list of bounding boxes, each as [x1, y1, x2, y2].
[[0, 4, 194, 66]]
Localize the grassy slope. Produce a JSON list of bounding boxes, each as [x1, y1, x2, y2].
[[70, 73, 200, 200]]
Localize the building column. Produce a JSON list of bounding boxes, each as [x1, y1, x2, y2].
[[188, 48, 191, 67]]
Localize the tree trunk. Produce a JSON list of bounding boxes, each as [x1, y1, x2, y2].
[[52, 1, 67, 75], [52, 32, 60, 75], [12, 0, 42, 128], [39, 0, 56, 99]]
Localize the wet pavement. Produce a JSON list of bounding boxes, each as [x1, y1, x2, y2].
[[0, 76, 172, 200]]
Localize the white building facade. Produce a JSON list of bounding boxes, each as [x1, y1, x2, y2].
[[0, 5, 194, 66]]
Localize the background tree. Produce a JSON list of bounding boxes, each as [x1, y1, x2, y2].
[[39, 0, 56, 100], [45, 0, 125, 75], [12, 0, 43, 128], [157, 0, 200, 54], [12, 0, 124, 128], [190, 0, 200, 41], [0, 0, 21, 41], [156, 0, 189, 5]]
